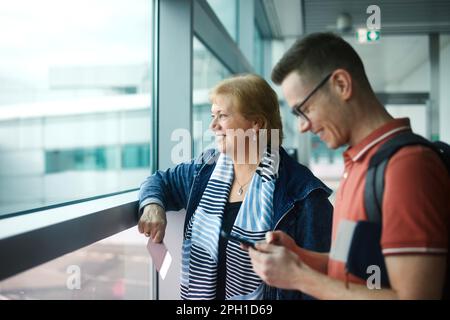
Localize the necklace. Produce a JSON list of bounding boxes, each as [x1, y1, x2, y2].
[[235, 176, 253, 196]]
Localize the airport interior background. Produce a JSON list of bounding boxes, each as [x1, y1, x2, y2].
[[0, 0, 449, 299]]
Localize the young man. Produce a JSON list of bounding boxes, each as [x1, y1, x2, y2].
[[249, 32, 449, 299]]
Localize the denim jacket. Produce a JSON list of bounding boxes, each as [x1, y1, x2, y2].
[[139, 147, 333, 300]]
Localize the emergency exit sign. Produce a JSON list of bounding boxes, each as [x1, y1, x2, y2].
[[357, 28, 380, 43]]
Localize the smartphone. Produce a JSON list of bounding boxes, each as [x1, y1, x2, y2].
[[146, 239, 172, 280], [220, 230, 256, 248]]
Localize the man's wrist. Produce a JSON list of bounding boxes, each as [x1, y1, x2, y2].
[[295, 260, 313, 293]]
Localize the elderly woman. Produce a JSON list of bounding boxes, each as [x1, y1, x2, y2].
[[138, 74, 333, 300]]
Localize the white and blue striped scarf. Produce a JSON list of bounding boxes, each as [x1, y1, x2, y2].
[[180, 148, 280, 300]]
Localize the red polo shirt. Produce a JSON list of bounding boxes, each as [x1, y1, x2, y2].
[[328, 118, 449, 284]]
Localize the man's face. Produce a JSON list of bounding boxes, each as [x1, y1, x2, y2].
[[281, 71, 349, 149]]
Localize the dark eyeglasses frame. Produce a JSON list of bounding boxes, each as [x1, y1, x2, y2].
[[291, 73, 332, 122]]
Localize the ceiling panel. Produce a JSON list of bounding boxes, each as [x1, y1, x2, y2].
[[304, 0, 450, 35], [266, 1, 449, 92], [268, 0, 450, 37]]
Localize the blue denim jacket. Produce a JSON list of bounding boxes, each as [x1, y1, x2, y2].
[[139, 147, 333, 300]]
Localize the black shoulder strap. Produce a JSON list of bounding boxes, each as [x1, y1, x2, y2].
[[364, 131, 450, 299], [434, 141, 450, 169], [364, 132, 435, 223]]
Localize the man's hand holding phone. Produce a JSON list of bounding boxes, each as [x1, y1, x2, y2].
[[220, 230, 256, 249], [264, 231, 298, 251]]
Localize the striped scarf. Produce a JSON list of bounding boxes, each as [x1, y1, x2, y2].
[[180, 148, 279, 300]]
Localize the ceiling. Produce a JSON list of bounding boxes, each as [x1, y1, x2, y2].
[[344, 35, 430, 91], [264, 0, 450, 91], [268, 0, 450, 38]]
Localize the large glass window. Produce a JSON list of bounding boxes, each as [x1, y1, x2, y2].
[[0, 227, 151, 299], [0, 0, 153, 216], [192, 37, 231, 157], [253, 24, 264, 76], [440, 35, 450, 143], [207, 0, 238, 41]]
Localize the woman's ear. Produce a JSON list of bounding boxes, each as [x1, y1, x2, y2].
[[331, 69, 352, 101]]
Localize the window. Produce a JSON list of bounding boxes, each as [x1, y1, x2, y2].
[[440, 35, 450, 143], [122, 144, 151, 169], [207, 0, 238, 41], [44, 144, 150, 173], [253, 24, 264, 75], [0, 227, 151, 300], [45, 147, 119, 173], [192, 37, 231, 157], [0, 0, 153, 216]]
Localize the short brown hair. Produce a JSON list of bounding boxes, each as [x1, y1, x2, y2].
[[272, 32, 370, 88], [209, 74, 283, 144]]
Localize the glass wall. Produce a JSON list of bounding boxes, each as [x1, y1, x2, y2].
[[192, 37, 231, 157], [207, 0, 238, 41], [0, 227, 151, 299], [253, 24, 264, 76], [0, 0, 153, 216], [440, 35, 450, 143]]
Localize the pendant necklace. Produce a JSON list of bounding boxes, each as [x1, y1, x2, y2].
[[236, 176, 253, 195]]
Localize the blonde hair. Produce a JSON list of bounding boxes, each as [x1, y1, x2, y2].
[[209, 74, 283, 144]]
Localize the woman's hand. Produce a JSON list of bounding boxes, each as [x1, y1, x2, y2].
[[138, 204, 167, 243]]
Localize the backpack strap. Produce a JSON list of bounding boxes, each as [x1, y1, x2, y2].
[[364, 132, 435, 223], [363, 131, 450, 298], [434, 141, 450, 170]]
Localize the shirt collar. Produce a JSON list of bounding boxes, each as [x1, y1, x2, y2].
[[343, 118, 411, 163]]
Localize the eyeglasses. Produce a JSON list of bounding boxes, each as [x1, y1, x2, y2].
[[291, 73, 332, 122]]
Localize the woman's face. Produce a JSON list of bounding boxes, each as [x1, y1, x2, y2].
[[209, 95, 255, 156]]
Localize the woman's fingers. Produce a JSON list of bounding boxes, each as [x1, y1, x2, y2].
[[138, 204, 167, 240], [153, 230, 165, 243], [138, 220, 144, 234], [142, 221, 165, 240]]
